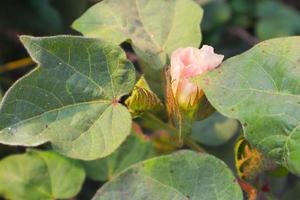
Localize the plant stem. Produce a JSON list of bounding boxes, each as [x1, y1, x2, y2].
[[141, 112, 177, 136], [184, 138, 205, 153], [140, 112, 205, 152], [0, 57, 34, 73]]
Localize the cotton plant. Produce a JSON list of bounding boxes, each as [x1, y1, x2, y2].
[[0, 0, 299, 200]]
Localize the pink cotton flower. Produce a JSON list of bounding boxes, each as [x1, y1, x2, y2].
[[170, 45, 224, 108]]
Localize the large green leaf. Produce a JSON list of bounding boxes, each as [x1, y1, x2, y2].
[[0, 149, 85, 200], [72, 0, 203, 70], [0, 36, 135, 160], [195, 37, 300, 175], [93, 150, 243, 200], [83, 133, 156, 181]]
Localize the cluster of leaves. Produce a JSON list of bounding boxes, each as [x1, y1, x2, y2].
[[0, 0, 300, 199]]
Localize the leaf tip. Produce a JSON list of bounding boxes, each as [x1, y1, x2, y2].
[[71, 20, 78, 31], [19, 35, 33, 46], [71, 18, 82, 33]]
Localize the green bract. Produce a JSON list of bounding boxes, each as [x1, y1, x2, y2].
[[72, 0, 203, 70], [195, 37, 300, 175], [0, 150, 85, 200], [93, 150, 243, 200], [0, 36, 135, 160]]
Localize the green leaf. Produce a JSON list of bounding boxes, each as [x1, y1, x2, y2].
[[83, 133, 156, 181], [93, 150, 243, 200], [195, 37, 300, 175], [72, 0, 203, 70], [192, 112, 239, 146], [0, 36, 135, 160], [0, 149, 85, 200]]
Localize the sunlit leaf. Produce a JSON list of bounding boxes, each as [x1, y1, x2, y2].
[[93, 150, 243, 200], [195, 37, 300, 175], [0, 149, 85, 200], [0, 36, 135, 160], [73, 0, 203, 70]]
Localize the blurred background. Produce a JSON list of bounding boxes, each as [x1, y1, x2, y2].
[[0, 0, 300, 199]]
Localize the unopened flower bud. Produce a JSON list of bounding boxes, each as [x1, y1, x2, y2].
[[170, 45, 224, 109]]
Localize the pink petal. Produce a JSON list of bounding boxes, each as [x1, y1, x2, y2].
[[170, 45, 224, 107]]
